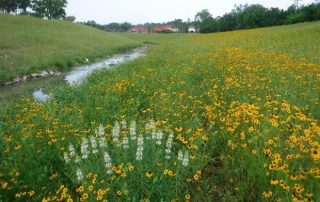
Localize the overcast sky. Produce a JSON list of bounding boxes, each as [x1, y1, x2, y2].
[[65, 0, 316, 24]]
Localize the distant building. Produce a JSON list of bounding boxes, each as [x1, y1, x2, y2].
[[152, 25, 179, 33], [128, 27, 148, 33], [188, 26, 198, 33]]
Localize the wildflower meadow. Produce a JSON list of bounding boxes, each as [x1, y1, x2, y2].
[[0, 21, 319, 201]]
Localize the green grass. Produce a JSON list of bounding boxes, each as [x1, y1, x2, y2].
[[0, 21, 319, 201], [0, 14, 141, 85]]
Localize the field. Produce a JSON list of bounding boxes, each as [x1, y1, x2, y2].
[[0, 14, 141, 85], [0, 19, 319, 201]]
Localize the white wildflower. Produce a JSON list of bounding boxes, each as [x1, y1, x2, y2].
[[112, 121, 120, 146], [130, 121, 137, 141], [81, 137, 89, 159], [63, 152, 70, 163], [151, 130, 157, 140], [165, 132, 174, 159], [104, 152, 113, 174], [155, 130, 163, 145], [97, 124, 105, 137], [123, 137, 129, 149], [90, 136, 98, 154], [76, 168, 84, 181], [68, 144, 76, 157], [121, 120, 127, 129], [137, 135, 144, 146], [136, 135, 144, 161], [136, 147, 143, 161], [182, 151, 189, 167]]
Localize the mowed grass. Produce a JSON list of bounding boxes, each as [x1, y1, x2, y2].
[[0, 21, 319, 201], [0, 14, 141, 85]]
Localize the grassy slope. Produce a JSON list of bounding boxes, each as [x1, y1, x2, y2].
[[0, 14, 141, 84], [0, 22, 319, 201]]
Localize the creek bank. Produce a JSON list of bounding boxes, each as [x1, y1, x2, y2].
[[0, 45, 151, 102], [4, 70, 61, 86]]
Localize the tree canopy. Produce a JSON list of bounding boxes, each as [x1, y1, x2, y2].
[[0, 0, 67, 19], [195, 2, 320, 33], [31, 0, 67, 19]]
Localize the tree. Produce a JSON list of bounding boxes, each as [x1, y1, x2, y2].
[[31, 0, 67, 19], [219, 12, 237, 31], [17, 0, 30, 12], [105, 23, 121, 32], [169, 19, 188, 32], [120, 22, 132, 32], [265, 7, 285, 26], [195, 9, 212, 23], [0, 0, 18, 13], [236, 4, 268, 28], [65, 15, 75, 22], [195, 9, 216, 33]]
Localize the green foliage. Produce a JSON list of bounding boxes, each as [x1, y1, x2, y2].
[[286, 3, 320, 23], [195, 2, 320, 33], [31, 0, 67, 19], [17, 0, 30, 12], [168, 19, 188, 33], [64, 15, 75, 22], [195, 9, 216, 33], [0, 0, 18, 13], [235, 4, 268, 28]]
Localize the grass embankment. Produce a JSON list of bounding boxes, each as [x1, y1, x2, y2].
[[0, 14, 141, 85], [0, 22, 319, 201]]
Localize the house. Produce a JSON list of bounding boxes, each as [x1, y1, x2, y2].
[[128, 27, 148, 33], [188, 26, 198, 33], [152, 25, 179, 33]]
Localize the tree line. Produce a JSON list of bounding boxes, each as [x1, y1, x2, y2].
[[80, 20, 192, 33], [0, 0, 67, 19], [195, 2, 320, 33], [81, 2, 320, 33], [1, 0, 319, 33]]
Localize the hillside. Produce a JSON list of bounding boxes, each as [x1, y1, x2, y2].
[[0, 14, 141, 85]]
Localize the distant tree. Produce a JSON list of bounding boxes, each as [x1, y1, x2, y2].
[[236, 4, 268, 28], [286, 2, 320, 23], [17, 0, 30, 13], [218, 12, 237, 31], [105, 23, 121, 32], [195, 9, 216, 33], [0, 0, 18, 13], [31, 0, 67, 19], [143, 22, 155, 33], [120, 22, 132, 32], [195, 9, 212, 25], [65, 15, 75, 22], [265, 7, 285, 26], [169, 19, 188, 32]]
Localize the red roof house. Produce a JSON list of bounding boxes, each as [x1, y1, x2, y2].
[[152, 25, 178, 33]]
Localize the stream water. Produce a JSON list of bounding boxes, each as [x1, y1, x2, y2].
[[0, 46, 148, 102], [65, 46, 147, 85]]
